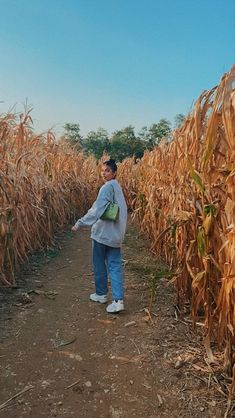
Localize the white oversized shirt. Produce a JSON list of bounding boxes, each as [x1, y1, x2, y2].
[[75, 179, 127, 248]]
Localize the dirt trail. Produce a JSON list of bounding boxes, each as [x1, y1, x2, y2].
[[0, 222, 227, 417]]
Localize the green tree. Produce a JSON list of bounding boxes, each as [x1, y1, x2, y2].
[[110, 126, 146, 162], [147, 118, 172, 149], [83, 128, 110, 160], [63, 123, 83, 149], [137, 126, 148, 142], [174, 113, 185, 129]]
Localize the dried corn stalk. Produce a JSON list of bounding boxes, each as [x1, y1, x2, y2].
[[0, 112, 100, 284], [118, 65, 235, 379]]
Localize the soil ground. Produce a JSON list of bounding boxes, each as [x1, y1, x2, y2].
[[0, 221, 232, 417]]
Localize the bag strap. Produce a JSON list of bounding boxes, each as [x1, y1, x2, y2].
[[109, 184, 115, 203]]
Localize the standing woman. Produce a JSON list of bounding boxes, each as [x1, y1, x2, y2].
[[72, 159, 127, 313]]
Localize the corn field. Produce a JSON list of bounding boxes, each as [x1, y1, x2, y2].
[[0, 112, 99, 286], [118, 65, 235, 389], [1, 65, 234, 400]]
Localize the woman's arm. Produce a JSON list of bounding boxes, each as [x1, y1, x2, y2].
[[72, 184, 113, 230]]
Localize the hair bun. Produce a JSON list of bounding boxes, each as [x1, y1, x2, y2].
[[103, 158, 117, 172]]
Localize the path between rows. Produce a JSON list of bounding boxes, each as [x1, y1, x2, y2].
[[0, 221, 225, 417]]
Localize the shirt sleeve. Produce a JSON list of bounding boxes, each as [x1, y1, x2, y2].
[[74, 184, 113, 228]]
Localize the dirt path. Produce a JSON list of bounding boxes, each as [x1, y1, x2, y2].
[[0, 222, 228, 417]]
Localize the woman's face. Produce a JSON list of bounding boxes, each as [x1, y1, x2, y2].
[[101, 164, 116, 182]]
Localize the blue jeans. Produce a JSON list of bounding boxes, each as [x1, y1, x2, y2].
[[92, 239, 124, 300]]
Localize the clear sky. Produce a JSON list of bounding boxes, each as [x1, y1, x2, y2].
[[0, 0, 234, 136]]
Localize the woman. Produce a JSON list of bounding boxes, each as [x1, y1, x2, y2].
[[72, 159, 127, 313]]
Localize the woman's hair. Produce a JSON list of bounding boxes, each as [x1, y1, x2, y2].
[[103, 159, 117, 173]]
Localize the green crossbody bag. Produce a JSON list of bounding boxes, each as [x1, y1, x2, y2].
[[100, 185, 119, 221]]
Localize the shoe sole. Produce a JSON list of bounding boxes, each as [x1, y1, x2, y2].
[[90, 298, 108, 304], [106, 308, 125, 314]]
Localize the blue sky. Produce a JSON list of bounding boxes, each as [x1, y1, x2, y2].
[[0, 0, 234, 136]]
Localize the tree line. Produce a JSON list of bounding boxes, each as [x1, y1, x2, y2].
[[61, 114, 185, 162]]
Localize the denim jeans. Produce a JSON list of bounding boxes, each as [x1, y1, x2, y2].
[[92, 239, 124, 300]]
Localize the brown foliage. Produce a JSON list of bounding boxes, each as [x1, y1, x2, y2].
[[0, 111, 99, 285], [118, 65, 235, 381]]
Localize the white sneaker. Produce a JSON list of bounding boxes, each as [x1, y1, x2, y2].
[[90, 293, 108, 304], [106, 300, 124, 313]]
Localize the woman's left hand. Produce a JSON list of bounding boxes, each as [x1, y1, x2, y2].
[[71, 225, 78, 232]]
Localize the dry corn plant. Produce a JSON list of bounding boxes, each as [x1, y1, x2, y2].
[[0, 111, 99, 285], [118, 65, 235, 391]]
